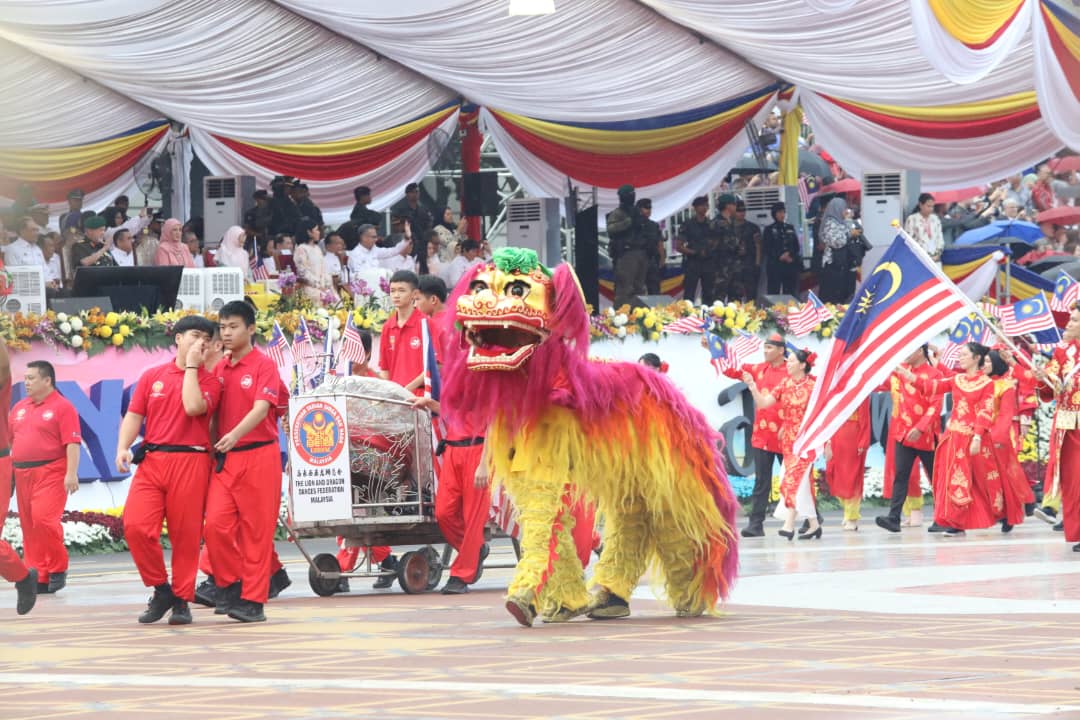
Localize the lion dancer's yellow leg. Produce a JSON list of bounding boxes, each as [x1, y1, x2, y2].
[[588, 498, 652, 619], [503, 477, 590, 627], [650, 511, 709, 617]]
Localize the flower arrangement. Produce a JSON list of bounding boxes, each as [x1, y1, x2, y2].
[[4, 510, 127, 555]]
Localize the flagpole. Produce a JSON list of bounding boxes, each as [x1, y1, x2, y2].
[[891, 221, 1054, 388]]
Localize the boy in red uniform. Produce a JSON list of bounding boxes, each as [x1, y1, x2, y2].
[[1, 340, 38, 615], [204, 301, 282, 622], [116, 315, 221, 624], [9, 360, 82, 594]]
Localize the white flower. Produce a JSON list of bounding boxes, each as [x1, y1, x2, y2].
[[58, 322, 72, 334], [616, 327, 627, 338], [70, 335, 84, 348], [606, 307, 615, 317], [613, 313, 628, 327], [333, 329, 343, 341], [328, 316, 341, 331], [316, 308, 329, 318], [69, 317, 83, 331], [55, 312, 69, 323]]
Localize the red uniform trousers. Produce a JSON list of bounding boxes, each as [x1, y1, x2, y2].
[[199, 545, 283, 576], [123, 452, 211, 601], [336, 544, 391, 572], [1059, 431, 1080, 543], [14, 458, 68, 584], [203, 445, 281, 604], [435, 443, 490, 582], [0, 540, 28, 583]]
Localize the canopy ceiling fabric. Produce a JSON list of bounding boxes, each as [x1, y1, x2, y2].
[[0, 0, 1074, 220]]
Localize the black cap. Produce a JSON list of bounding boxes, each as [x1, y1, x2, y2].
[[67, 189, 85, 200], [405, 182, 419, 193], [692, 196, 708, 208], [253, 189, 269, 200]]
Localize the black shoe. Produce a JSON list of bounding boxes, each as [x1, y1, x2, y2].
[[15, 569, 37, 616], [168, 600, 193, 626], [1001, 521, 1014, 534], [1054, 522, 1065, 532], [36, 582, 51, 594], [875, 516, 902, 533], [778, 529, 794, 540], [46, 572, 66, 594], [214, 582, 241, 615], [138, 584, 176, 624], [587, 589, 630, 620], [373, 556, 398, 589], [193, 577, 217, 608], [1025, 503, 1036, 517], [227, 599, 266, 623], [1073, 543, 1080, 553], [1034, 507, 1058, 524], [927, 523, 948, 533], [470, 544, 490, 584], [267, 568, 292, 599], [441, 576, 469, 595], [799, 519, 811, 533], [740, 524, 765, 538], [943, 528, 965, 537], [334, 577, 351, 594], [798, 526, 822, 540]]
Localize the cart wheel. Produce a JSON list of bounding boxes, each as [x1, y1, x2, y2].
[[424, 546, 444, 591], [397, 550, 430, 594], [308, 553, 342, 597]]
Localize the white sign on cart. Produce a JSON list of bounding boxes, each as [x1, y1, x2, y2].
[[288, 396, 353, 523]]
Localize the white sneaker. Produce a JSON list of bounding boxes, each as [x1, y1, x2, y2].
[[907, 510, 923, 527], [841, 520, 858, 531]]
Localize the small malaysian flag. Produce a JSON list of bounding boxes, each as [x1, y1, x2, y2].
[[787, 291, 831, 337], [292, 316, 318, 390], [265, 321, 294, 383], [665, 314, 707, 334], [730, 329, 764, 362], [1052, 271, 1080, 313], [997, 293, 1056, 335], [797, 176, 820, 209], [705, 332, 730, 375], [338, 312, 368, 366], [252, 257, 270, 281]]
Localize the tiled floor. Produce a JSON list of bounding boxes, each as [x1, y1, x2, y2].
[[2, 512, 1079, 719]]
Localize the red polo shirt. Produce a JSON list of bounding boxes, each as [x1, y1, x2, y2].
[[0, 378, 10, 451], [213, 347, 280, 443], [379, 309, 426, 396], [129, 361, 222, 446], [9, 390, 82, 463]]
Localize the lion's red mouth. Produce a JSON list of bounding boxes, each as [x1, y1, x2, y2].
[[463, 320, 547, 371]]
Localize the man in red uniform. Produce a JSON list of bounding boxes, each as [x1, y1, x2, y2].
[[720, 332, 787, 537], [9, 360, 82, 594], [204, 301, 282, 622], [1036, 305, 1080, 551], [116, 315, 220, 624], [1, 340, 38, 615], [875, 345, 942, 533]]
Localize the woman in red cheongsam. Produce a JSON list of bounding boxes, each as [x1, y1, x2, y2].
[[746, 347, 820, 541], [985, 350, 1034, 531]]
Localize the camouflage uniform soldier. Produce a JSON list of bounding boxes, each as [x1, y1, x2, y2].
[[733, 200, 762, 302], [710, 194, 744, 302], [607, 184, 648, 308]]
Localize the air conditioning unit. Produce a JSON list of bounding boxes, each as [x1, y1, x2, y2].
[[1, 265, 46, 315], [204, 268, 244, 312], [506, 197, 562, 266], [860, 170, 920, 275], [175, 268, 206, 311], [203, 175, 256, 250], [742, 185, 802, 229]]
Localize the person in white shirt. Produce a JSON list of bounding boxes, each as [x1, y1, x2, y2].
[[29, 205, 58, 236], [347, 223, 412, 277], [184, 231, 204, 268], [323, 231, 348, 290], [903, 193, 944, 261], [442, 239, 489, 290], [39, 232, 63, 289], [2, 217, 46, 269], [110, 229, 136, 266]]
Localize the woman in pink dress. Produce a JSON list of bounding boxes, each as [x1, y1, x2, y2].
[[153, 218, 194, 267]]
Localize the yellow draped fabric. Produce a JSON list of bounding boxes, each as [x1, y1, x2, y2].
[[1045, 6, 1080, 59], [0, 124, 166, 181], [927, 0, 1026, 45], [839, 91, 1037, 121], [490, 94, 769, 155], [232, 106, 457, 157], [778, 104, 802, 186]]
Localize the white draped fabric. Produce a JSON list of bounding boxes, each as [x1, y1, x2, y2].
[[480, 106, 771, 222], [803, 0, 858, 13], [907, 0, 1034, 85], [190, 110, 460, 224], [801, 91, 1063, 187], [1031, 3, 1080, 152]]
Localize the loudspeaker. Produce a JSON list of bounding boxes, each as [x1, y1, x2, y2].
[[634, 294, 675, 308], [49, 296, 114, 314], [463, 171, 500, 216], [573, 206, 599, 310], [760, 293, 798, 307]]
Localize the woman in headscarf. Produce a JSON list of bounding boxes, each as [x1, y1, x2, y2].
[[153, 218, 195, 267], [432, 206, 465, 262], [293, 218, 331, 303], [215, 225, 251, 280], [818, 196, 861, 303]]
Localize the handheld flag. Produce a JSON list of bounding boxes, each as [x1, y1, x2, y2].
[[786, 290, 832, 337], [705, 333, 729, 375], [338, 312, 369, 368], [265, 321, 295, 385], [1052, 271, 1079, 314], [997, 293, 1056, 335], [792, 230, 970, 457], [252, 257, 270, 282], [666, 315, 707, 334], [421, 317, 441, 401], [292, 316, 318, 391]]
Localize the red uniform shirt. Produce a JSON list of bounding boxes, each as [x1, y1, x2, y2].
[[379, 309, 425, 396], [129, 361, 222, 447], [885, 362, 942, 452], [1008, 364, 1038, 417], [724, 361, 786, 454], [9, 390, 82, 462], [0, 378, 10, 451], [214, 347, 280, 444]]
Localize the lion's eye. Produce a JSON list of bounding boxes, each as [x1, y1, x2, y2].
[[506, 281, 530, 299], [469, 280, 488, 294]]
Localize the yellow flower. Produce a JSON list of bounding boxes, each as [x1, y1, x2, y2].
[[119, 324, 131, 337], [821, 327, 833, 338], [111, 333, 125, 346], [632, 307, 645, 319], [650, 331, 660, 341], [98, 325, 113, 339], [723, 318, 735, 329], [105, 311, 120, 327], [725, 307, 736, 319], [643, 316, 656, 329]]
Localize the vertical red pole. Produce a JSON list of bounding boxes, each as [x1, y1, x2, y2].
[[460, 106, 483, 241]]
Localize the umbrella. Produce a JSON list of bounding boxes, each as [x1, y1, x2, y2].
[[798, 150, 832, 178], [955, 219, 1043, 246], [1028, 255, 1076, 276], [1036, 206, 1080, 226], [731, 154, 776, 174], [926, 186, 986, 205], [820, 178, 860, 194], [1040, 260, 1080, 281], [1049, 156, 1080, 173]]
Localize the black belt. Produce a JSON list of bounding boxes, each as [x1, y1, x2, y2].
[[435, 437, 485, 456], [215, 439, 276, 473], [13, 457, 62, 470], [0, 448, 9, 459], [132, 443, 208, 465]]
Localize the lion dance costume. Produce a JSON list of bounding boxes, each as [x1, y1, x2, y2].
[[442, 248, 739, 626]]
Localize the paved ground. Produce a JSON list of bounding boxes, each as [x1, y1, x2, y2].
[[3, 511, 1080, 719]]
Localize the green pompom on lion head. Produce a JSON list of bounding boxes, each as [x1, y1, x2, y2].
[[492, 247, 551, 277]]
